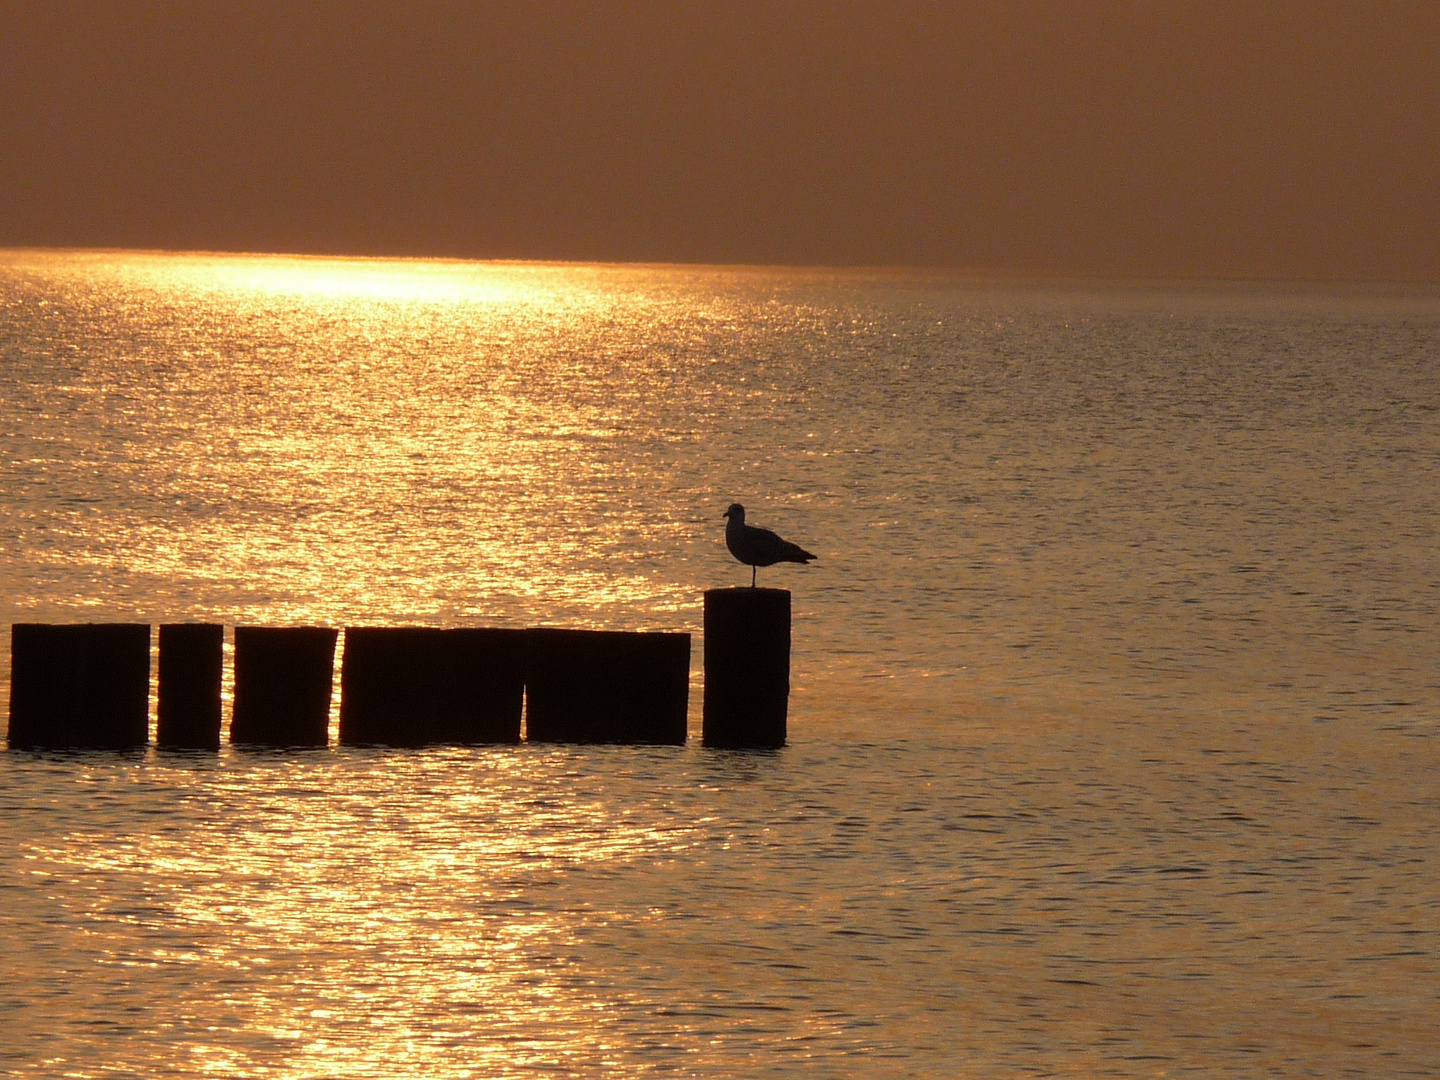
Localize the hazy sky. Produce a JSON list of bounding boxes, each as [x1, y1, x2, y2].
[[3, 1, 1437, 279]]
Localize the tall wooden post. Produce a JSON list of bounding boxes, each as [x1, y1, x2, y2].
[[702, 589, 789, 748]]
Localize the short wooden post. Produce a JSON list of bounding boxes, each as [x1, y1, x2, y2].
[[8, 623, 151, 749], [339, 627, 526, 746], [524, 629, 689, 744], [157, 623, 224, 749], [230, 626, 337, 746]]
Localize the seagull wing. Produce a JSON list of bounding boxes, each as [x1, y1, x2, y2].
[[743, 524, 816, 566]]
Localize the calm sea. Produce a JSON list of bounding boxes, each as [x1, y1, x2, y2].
[[1, 250, 1438, 1077]]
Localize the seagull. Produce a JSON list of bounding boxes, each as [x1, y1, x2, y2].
[[723, 503, 816, 587]]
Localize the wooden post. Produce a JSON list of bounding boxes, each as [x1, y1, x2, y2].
[[339, 627, 525, 746], [8, 624, 151, 749], [157, 623, 224, 750], [524, 628, 689, 744], [231, 627, 337, 746], [702, 588, 789, 748]]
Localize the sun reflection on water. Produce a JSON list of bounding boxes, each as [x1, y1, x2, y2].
[[0, 249, 711, 633], [32, 749, 701, 1078], [21, 248, 599, 309]]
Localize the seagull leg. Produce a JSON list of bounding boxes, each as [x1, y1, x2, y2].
[[751, 565, 757, 588]]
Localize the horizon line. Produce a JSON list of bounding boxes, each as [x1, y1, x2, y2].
[[3, 244, 1439, 291]]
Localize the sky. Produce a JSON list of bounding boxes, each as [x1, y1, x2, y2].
[[2, 1, 1437, 279]]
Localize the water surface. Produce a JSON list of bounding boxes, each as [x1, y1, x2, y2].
[[1, 251, 1437, 1076]]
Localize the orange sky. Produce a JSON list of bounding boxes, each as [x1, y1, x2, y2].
[[2, 1, 1437, 279]]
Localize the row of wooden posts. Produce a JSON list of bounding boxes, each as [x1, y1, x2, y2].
[[6, 588, 791, 751]]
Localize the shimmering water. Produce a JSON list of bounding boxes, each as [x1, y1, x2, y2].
[[2, 251, 1438, 1076]]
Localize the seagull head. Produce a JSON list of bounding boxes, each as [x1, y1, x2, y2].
[[722, 503, 745, 521]]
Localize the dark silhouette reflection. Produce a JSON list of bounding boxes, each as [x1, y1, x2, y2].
[[7, 623, 150, 749], [6, 745, 151, 762], [339, 627, 525, 746]]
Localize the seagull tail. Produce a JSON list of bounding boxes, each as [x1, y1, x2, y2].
[[785, 543, 817, 564]]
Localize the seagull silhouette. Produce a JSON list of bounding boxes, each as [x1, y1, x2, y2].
[[723, 503, 816, 587]]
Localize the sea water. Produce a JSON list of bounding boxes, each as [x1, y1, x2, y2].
[[1, 250, 1437, 1077]]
